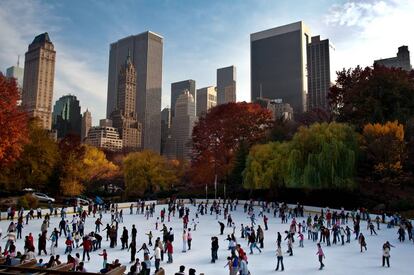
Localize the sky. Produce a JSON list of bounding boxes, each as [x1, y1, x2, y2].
[[1, 0, 413, 125]]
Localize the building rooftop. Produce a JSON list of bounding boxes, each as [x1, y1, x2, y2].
[[31, 32, 52, 44]]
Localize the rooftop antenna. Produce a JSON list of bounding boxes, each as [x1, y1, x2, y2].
[[17, 55, 20, 67]]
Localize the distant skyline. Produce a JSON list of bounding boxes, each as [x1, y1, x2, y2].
[[1, 0, 413, 124]]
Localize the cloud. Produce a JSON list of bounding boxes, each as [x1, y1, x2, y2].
[[324, 0, 414, 74], [0, 0, 107, 124]]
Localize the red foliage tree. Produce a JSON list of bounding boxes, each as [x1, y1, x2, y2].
[[328, 65, 414, 128], [0, 74, 28, 168], [190, 102, 273, 186]]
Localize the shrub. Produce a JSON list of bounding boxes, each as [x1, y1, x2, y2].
[[17, 194, 39, 209]]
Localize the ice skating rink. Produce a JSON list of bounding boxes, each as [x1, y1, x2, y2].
[[1, 203, 412, 275]]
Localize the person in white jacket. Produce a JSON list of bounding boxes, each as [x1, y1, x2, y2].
[[154, 244, 161, 272]]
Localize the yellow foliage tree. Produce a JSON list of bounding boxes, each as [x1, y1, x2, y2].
[[123, 150, 178, 197], [361, 121, 405, 176], [83, 146, 118, 184]]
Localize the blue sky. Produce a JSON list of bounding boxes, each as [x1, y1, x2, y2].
[[1, 0, 413, 124]]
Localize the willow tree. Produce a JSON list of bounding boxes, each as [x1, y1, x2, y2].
[[286, 122, 358, 190]]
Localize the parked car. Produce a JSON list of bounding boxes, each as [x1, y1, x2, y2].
[[32, 192, 55, 203]]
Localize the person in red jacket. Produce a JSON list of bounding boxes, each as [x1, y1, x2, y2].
[[236, 244, 247, 261], [166, 240, 173, 263], [80, 237, 91, 261], [64, 237, 73, 254]]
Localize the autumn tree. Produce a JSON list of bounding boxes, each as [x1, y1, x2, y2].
[[123, 151, 177, 198], [191, 102, 273, 187], [58, 134, 86, 196], [0, 74, 28, 168], [361, 121, 405, 179], [329, 65, 414, 128], [7, 119, 59, 191]]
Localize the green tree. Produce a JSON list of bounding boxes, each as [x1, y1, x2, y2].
[[123, 151, 177, 197], [243, 142, 288, 190], [5, 119, 59, 191], [243, 122, 359, 191], [286, 123, 358, 189]]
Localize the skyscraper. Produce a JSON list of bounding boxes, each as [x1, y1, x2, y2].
[[171, 80, 196, 117], [374, 46, 412, 71], [6, 56, 24, 88], [107, 31, 162, 153], [81, 109, 92, 142], [52, 95, 82, 139], [307, 36, 333, 111], [251, 21, 311, 114], [160, 107, 171, 155], [22, 33, 56, 130], [110, 54, 142, 151], [217, 66, 236, 105], [169, 91, 197, 161], [196, 86, 217, 117]]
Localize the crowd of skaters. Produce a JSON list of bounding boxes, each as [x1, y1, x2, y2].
[[0, 199, 413, 274]]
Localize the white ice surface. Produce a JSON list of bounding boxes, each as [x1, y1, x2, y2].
[[0, 204, 412, 275]]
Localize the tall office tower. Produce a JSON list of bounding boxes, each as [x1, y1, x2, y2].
[[160, 107, 171, 155], [22, 33, 56, 130], [170, 91, 197, 161], [107, 31, 162, 153], [251, 21, 311, 114], [196, 86, 217, 117], [374, 46, 412, 71], [307, 36, 333, 111], [52, 95, 82, 139], [81, 109, 92, 142], [171, 80, 196, 117], [217, 66, 236, 105], [110, 54, 142, 151], [6, 56, 24, 88]]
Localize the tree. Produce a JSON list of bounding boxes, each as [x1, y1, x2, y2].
[[1, 119, 59, 191], [58, 134, 86, 196], [361, 121, 405, 178], [243, 142, 288, 190], [191, 102, 273, 186], [0, 74, 28, 168], [123, 151, 177, 197], [329, 65, 414, 128], [286, 123, 358, 190], [243, 123, 359, 191], [296, 108, 332, 126], [82, 146, 119, 187]]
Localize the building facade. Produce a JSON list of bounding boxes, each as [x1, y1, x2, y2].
[[217, 66, 236, 105], [171, 80, 196, 117], [255, 97, 293, 121], [160, 107, 171, 156], [374, 46, 412, 71], [196, 86, 217, 117], [22, 33, 56, 130], [52, 95, 82, 139], [251, 21, 310, 114], [107, 31, 162, 153], [85, 119, 123, 151], [110, 54, 142, 151], [307, 36, 333, 111], [81, 109, 92, 142], [169, 91, 197, 161]]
